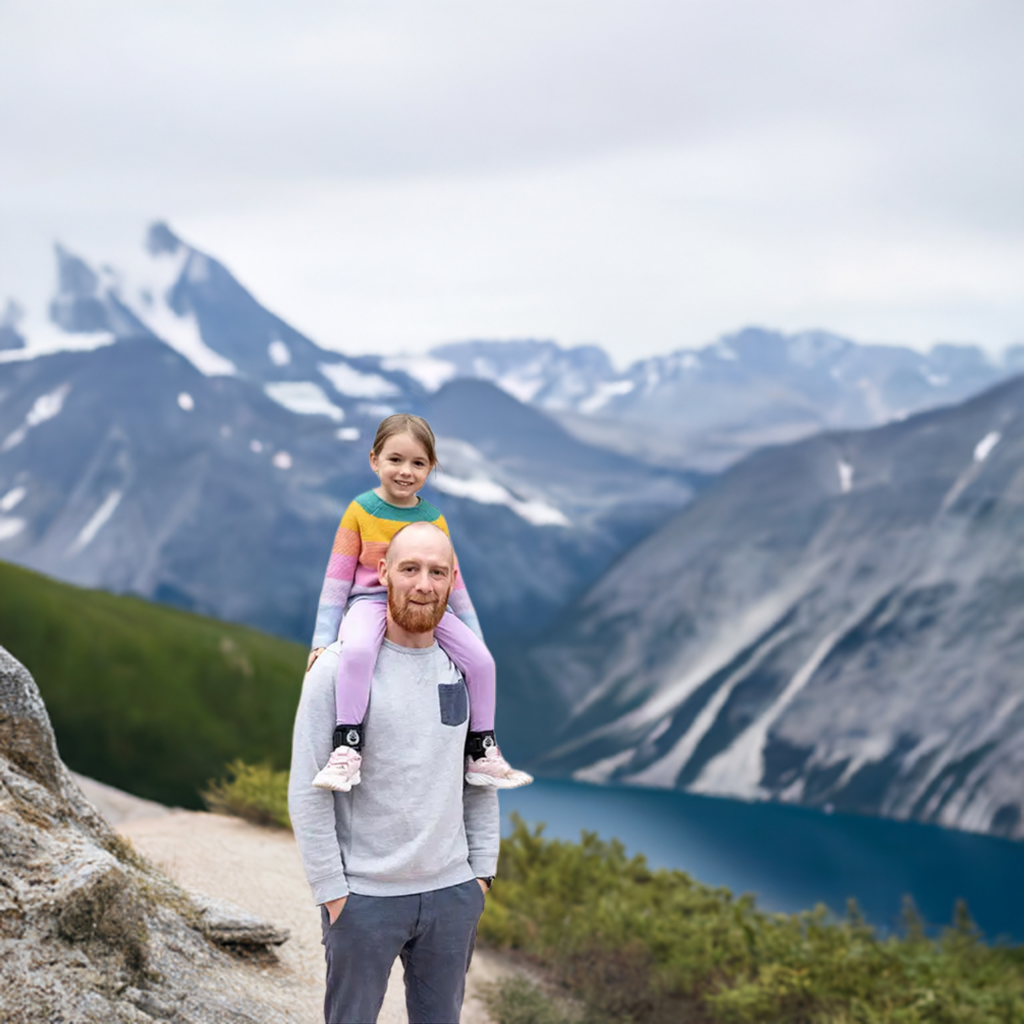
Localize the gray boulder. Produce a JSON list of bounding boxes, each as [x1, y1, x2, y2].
[[0, 645, 300, 1023]]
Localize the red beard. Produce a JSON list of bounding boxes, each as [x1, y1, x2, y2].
[[387, 584, 450, 633]]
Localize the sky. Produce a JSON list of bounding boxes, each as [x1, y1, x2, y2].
[[1, 0, 1022, 365]]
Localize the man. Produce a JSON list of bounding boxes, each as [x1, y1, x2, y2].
[[289, 521, 500, 1024]]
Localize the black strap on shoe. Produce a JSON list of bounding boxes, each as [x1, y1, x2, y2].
[[333, 724, 364, 751], [465, 730, 496, 760]]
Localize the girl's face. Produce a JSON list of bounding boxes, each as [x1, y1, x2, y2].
[[369, 432, 433, 507]]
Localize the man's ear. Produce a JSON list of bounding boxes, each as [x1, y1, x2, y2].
[[378, 558, 388, 587]]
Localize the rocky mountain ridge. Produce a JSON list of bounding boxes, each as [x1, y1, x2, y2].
[[403, 333, 1024, 470], [516, 374, 1024, 840]]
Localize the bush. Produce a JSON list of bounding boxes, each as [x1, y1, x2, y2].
[[480, 814, 1024, 1023], [478, 976, 580, 1024], [201, 759, 291, 829]]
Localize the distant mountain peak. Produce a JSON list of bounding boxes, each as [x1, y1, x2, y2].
[[53, 243, 100, 300], [0, 300, 26, 351], [147, 221, 184, 256]]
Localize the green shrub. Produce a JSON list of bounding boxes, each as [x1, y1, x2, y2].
[[201, 759, 291, 829], [480, 814, 1024, 1023], [478, 976, 581, 1024]]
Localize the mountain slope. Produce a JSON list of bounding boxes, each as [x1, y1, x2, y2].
[[0, 558, 306, 808], [521, 374, 1024, 840]]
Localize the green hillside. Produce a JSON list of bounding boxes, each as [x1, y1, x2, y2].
[[0, 559, 306, 808]]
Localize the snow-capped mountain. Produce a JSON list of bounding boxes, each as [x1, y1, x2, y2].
[[406, 333, 1024, 471], [0, 225, 695, 642], [509, 373, 1024, 839]]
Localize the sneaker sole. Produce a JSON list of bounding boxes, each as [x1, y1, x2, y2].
[[311, 771, 362, 792], [465, 771, 533, 789]]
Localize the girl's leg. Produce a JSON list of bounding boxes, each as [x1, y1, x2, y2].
[[335, 599, 388, 728], [434, 613, 532, 789], [433, 612, 495, 733], [312, 600, 386, 791]]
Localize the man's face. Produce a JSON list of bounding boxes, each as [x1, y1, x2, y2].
[[381, 529, 454, 634]]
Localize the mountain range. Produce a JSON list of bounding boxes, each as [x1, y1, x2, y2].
[[0, 225, 694, 642], [516, 373, 1024, 840], [398, 334, 1024, 471], [3, 221, 1023, 841]]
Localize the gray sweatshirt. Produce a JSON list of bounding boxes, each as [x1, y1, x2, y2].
[[288, 639, 500, 905]]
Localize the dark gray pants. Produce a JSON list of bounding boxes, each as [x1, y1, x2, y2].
[[319, 879, 485, 1024]]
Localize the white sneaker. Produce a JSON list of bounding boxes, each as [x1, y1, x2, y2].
[[312, 746, 363, 791], [465, 746, 533, 789]]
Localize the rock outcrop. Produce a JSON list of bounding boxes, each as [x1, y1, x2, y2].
[[0, 645, 300, 1024]]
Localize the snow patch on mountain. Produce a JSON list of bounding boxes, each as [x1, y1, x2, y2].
[[68, 490, 122, 554], [3, 385, 71, 451], [0, 486, 26, 513], [974, 431, 1001, 462], [119, 245, 237, 376], [0, 516, 25, 541], [264, 382, 345, 421], [432, 472, 570, 527], [0, 317, 115, 362], [838, 460, 854, 493], [578, 379, 635, 414], [177, 393, 195, 412], [319, 363, 398, 399], [268, 340, 291, 366], [380, 355, 456, 391]]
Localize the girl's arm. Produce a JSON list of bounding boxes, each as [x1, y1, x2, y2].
[[310, 502, 363, 650]]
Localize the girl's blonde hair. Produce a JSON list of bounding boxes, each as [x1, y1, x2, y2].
[[371, 414, 439, 468]]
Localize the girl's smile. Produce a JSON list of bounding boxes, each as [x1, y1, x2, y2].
[[369, 432, 433, 507]]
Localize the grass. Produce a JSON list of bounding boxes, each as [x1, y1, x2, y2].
[[0, 559, 306, 808]]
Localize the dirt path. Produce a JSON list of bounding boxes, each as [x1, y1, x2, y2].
[[74, 776, 512, 1024]]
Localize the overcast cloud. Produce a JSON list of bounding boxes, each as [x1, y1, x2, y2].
[[1, 0, 1022, 362]]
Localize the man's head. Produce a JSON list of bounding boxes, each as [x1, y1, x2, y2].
[[378, 522, 455, 637]]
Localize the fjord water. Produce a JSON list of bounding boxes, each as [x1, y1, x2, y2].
[[500, 778, 1024, 942]]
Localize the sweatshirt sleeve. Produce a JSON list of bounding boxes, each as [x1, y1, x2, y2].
[[311, 502, 363, 650], [287, 650, 350, 904], [463, 785, 500, 879]]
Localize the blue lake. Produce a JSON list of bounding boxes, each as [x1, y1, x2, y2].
[[499, 777, 1024, 943]]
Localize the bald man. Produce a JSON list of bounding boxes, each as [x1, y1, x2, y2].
[[289, 522, 500, 1024]]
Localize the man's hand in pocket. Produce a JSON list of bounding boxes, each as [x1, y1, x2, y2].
[[325, 896, 348, 924]]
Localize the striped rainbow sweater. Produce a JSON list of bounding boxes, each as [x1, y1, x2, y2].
[[311, 490, 483, 649]]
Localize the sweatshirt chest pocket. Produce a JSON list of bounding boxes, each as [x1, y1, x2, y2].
[[437, 682, 469, 726]]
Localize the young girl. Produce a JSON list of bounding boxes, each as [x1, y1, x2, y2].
[[308, 413, 532, 792]]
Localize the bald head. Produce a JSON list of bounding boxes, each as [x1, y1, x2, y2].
[[385, 521, 454, 568]]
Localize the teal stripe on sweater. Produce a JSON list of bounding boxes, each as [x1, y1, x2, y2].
[[354, 490, 443, 523]]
